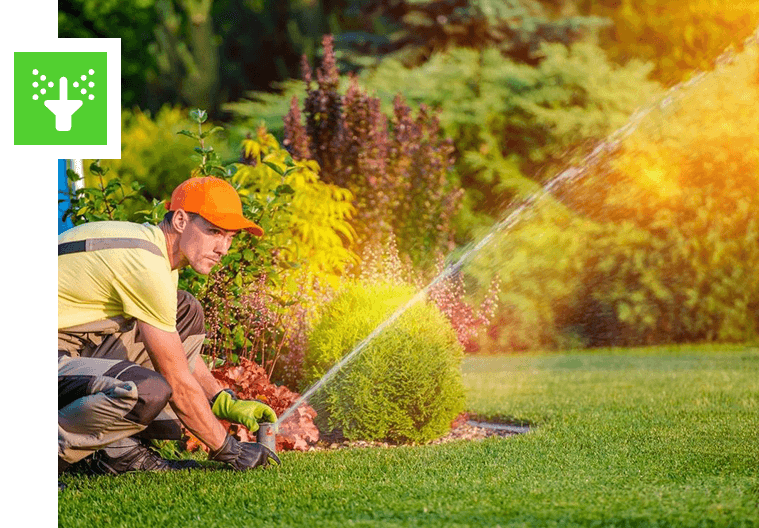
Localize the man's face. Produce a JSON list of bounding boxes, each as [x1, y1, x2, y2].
[[178, 214, 239, 275]]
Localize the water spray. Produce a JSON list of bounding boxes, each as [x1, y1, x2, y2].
[[276, 25, 759, 427]]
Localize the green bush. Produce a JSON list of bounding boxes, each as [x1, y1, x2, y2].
[[302, 282, 465, 443]]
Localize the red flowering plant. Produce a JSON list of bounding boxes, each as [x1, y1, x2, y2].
[[284, 34, 463, 271], [196, 268, 330, 452], [426, 257, 502, 353], [357, 236, 502, 353]]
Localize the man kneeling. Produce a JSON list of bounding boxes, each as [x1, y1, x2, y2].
[[58, 177, 279, 477]]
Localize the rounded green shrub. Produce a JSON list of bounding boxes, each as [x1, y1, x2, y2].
[[302, 281, 465, 444]]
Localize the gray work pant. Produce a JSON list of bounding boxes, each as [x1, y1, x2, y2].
[[57, 290, 206, 464]]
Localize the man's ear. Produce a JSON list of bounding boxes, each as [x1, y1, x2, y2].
[[171, 209, 191, 234]]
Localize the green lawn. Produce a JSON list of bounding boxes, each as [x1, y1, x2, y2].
[[58, 345, 759, 527]]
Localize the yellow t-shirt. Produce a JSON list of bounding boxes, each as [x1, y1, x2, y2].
[[58, 221, 179, 332]]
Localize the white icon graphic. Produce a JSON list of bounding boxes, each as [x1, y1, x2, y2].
[[34, 68, 97, 131]]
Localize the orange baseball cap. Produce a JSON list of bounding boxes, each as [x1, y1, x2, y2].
[[167, 177, 264, 236]]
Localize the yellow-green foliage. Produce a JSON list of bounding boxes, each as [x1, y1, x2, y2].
[[603, 45, 759, 218], [233, 127, 359, 283], [467, 44, 759, 350], [86, 105, 234, 200], [587, 44, 759, 343], [588, 0, 759, 86], [303, 281, 465, 443]]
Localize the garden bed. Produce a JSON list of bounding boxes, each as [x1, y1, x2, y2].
[[308, 413, 530, 451]]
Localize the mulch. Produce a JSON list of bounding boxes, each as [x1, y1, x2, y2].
[[308, 413, 527, 451]]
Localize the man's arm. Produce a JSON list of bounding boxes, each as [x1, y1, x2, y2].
[[137, 320, 227, 451], [192, 355, 224, 400]]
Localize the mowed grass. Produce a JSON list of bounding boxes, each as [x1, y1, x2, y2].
[[58, 345, 759, 527]]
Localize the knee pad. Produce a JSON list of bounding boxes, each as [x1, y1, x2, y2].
[[103, 362, 172, 426]]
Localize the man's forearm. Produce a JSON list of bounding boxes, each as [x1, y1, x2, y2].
[[192, 355, 224, 401], [137, 320, 227, 451], [167, 380, 228, 451]]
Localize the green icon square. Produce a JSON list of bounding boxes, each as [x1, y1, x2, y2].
[[14, 52, 107, 145]]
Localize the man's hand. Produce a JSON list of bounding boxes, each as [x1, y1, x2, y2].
[[211, 389, 277, 433], [209, 434, 281, 470]]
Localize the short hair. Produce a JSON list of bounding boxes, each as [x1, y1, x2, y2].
[[162, 210, 200, 224]]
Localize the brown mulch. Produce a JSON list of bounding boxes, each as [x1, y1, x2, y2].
[[306, 413, 526, 451]]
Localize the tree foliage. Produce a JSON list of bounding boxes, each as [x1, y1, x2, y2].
[[335, 0, 608, 68], [468, 44, 759, 350], [569, 44, 759, 344], [582, 0, 759, 86], [58, 0, 354, 115], [359, 40, 659, 235]]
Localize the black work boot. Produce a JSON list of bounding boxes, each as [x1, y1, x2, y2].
[[91, 438, 200, 475]]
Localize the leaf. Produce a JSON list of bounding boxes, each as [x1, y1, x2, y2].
[[65, 169, 81, 182], [200, 126, 225, 139], [274, 184, 295, 196], [263, 161, 285, 175], [89, 161, 104, 175], [177, 129, 199, 139]]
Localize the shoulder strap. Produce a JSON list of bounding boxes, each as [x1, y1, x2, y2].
[[58, 237, 164, 258]]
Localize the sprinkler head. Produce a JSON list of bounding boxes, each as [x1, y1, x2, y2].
[[257, 422, 277, 453]]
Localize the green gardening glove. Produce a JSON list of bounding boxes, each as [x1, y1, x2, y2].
[[211, 389, 277, 433]]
